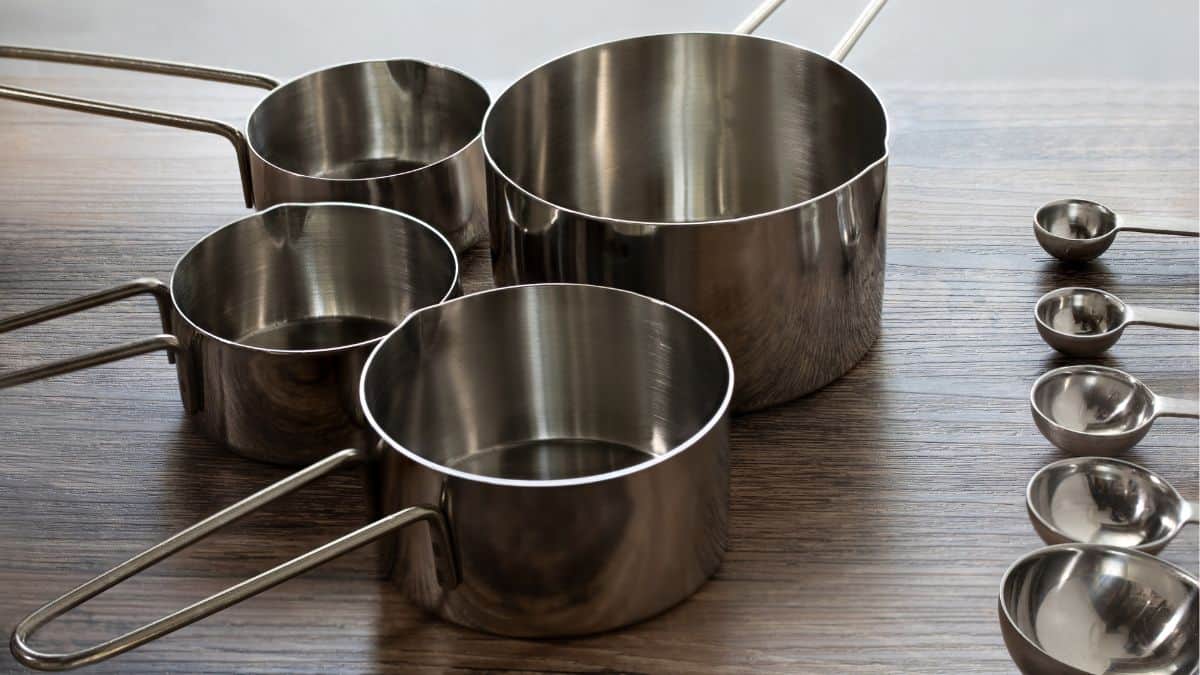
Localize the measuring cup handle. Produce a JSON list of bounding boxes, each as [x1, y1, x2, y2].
[[0, 46, 279, 208], [10, 448, 458, 671], [1185, 501, 1200, 525]]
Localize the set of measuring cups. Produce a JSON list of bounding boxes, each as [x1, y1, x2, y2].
[[998, 199, 1200, 675]]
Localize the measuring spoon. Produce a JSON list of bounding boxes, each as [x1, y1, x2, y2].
[[1034, 199, 1199, 262], [1030, 365, 1199, 455], [1026, 456, 1197, 554], [1034, 287, 1199, 356], [999, 543, 1198, 675]]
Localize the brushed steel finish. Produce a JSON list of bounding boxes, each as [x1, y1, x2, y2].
[[1035, 287, 1199, 356], [0, 47, 489, 251], [1034, 199, 1200, 262], [483, 2, 890, 411], [0, 203, 460, 465], [1025, 457, 1199, 554], [998, 544, 1198, 675], [10, 284, 734, 669], [1030, 365, 1200, 456]]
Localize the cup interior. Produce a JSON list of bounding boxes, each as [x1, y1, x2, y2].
[[485, 33, 886, 222], [362, 285, 732, 482], [1035, 200, 1117, 240], [1032, 367, 1156, 435], [171, 203, 457, 351], [1036, 288, 1125, 337], [248, 60, 490, 180], [1028, 459, 1182, 548], [1000, 545, 1198, 674]]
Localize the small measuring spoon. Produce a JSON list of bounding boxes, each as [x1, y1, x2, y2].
[[1034, 287, 1199, 356], [1030, 365, 1199, 456], [1034, 199, 1199, 262], [999, 543, 1198, 675], [1026, 456, 1197, 554]]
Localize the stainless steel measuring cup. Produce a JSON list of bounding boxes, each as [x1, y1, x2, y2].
[[1034, 287, 1199, 356], [1026, 456, 1198, 554], [999, 543, 1198, 675], [0, 203, 459, 465], [1030, 365, 1199, 456], [484, 0, 890, 411], [10, 284, 734, 670], [0, 47, 490, 251], [1034, 199, 1200, 262]]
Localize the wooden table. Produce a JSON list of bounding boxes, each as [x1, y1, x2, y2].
[[0, 69, 1196, 673]]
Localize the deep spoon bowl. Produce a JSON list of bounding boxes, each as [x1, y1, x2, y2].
[[1026, 456, 1198, 553], [999, 543, 1199, 675], [1030, 365, 1199, 456], [1034, 198, 1200, 262], [1034, 287, 1200, 356]]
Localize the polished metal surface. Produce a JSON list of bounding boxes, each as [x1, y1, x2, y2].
[[0, 203, 459, 465], [1030, 365, 1200, 456], [1034, 198, 1200, 262], [998, 544, 1199, 675], [11, 284, 734, 669], [1035, 287, 1200, 356], [1026, 457, 1199, 554], [0, 47, 489, 251], [483, 2, 889, 411]]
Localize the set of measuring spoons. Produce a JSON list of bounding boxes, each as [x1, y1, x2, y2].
[[998, 199, 1200, 675]]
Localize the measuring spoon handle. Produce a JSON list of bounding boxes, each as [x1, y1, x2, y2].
[[1155, 396, 1200, 419], [1117, 222, 1200, 237], [1125, 306, 1200, 330]]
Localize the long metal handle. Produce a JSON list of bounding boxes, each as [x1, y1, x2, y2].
[[1155, 396, 1200, 419], [10, 448, 458, 671], [0, 46, 279, 207], [829, 0, 889, 62], [733, 0, 788, 34], [0, 278, 174, 364], [1117, 222, 1200, 237], [1125, 306, 1200, 331]]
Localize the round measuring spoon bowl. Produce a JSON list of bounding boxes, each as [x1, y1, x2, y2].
[[1026, 456, 1198, 554], [1035, 287, 1128, 356], [999, 543, 1199, 675], [1034, 199, 1119, 262], [1029, 365, 1199, 456], [1035, 287, 1200, 356]]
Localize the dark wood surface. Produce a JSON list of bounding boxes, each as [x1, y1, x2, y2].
[[0, 70, 1196, 674]]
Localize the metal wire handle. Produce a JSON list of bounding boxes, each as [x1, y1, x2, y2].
[[731, 0, 888, 62], [11, 448, 459, 671], [0, 46, 280, 207]]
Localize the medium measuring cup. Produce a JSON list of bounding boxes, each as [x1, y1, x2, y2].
[[999, 543, 1198, 675], [1034, 287, 1199, 356], [1026, 456, 1198, 554], [0, 47, 490, 251], [1033, 199, 1199, 262], [1030, 365, 1199, 456]]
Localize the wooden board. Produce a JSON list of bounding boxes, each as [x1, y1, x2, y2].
[[0, 72, 1196, 673]]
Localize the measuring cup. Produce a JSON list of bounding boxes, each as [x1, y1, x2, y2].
[[1030, 365, 1199, 456], [1033, 199, 1199, 262], [1034, 287, 1199, 356], [999, 543, 1198, 675], [1026, 456, 1198, 554], [0, 203, 459, 465], [0, 47, 490, 251]]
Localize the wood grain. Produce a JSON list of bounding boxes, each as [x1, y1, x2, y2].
[[0, 70, 1196, 674]]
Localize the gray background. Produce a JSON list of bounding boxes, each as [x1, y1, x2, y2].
[[1, 0, 1197, 92]]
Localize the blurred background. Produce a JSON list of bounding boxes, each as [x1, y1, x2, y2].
[[1, 0, 1197, 93]]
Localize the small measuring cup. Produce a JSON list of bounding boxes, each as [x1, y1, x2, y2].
[[1026, 456, 1197, 554], [1030, 365, 1199, 456], [1034, 287, 1199, 356], [1033, 199, 1199, 262], [999, 543, 1198, 675]]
